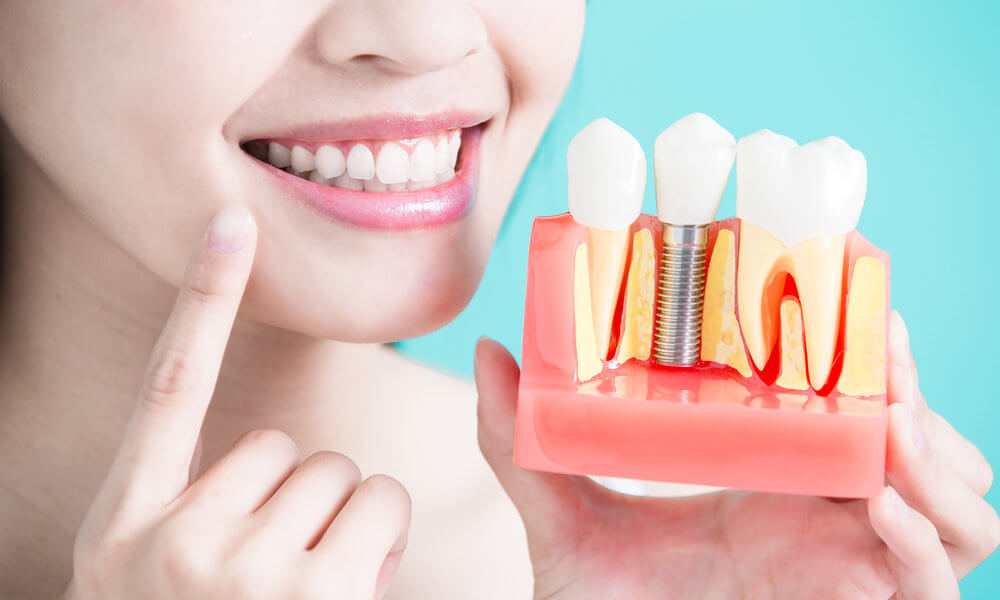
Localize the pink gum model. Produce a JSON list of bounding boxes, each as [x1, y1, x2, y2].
[[514, 214, 890, 498]]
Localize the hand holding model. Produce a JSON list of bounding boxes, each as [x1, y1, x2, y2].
[[64, 206, 410, 600], [475, 315, 998, 599]]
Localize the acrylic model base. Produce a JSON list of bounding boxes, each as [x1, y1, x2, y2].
[[514, 214, 890, 499]]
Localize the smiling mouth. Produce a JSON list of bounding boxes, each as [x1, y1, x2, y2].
[[243, 128, 463, 192], [240, 118, 484, 231]]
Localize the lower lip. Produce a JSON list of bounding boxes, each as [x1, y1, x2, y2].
[[260, 126, 481, 231]]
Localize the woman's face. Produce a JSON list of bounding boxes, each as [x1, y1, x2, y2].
[[0, 1, 584, 341]]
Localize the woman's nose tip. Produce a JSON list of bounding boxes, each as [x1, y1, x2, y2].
[[316, 0, 487, 75]]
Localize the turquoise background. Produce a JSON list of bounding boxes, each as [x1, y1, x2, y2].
[[399, 0, 999, 594]]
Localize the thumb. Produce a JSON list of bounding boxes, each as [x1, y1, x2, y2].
[[474, 336, 582, 539]]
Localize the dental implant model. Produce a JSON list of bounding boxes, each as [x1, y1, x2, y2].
[[566, 118, 647, 360], [652, 113, 737, 366]]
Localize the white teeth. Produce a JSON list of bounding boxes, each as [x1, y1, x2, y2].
[[654, 113, 736, 225], [315, 145, 346, 178], [736, 130, 866, 247], [375, 142, 409, 184], [346, 144, 376, 180], [261, 130, 462, 191], [448, 131, 461, 168], [309, 170, 332, 185], [333, 173, 364, 190], [290, 146, 315, 173], [363, 178, 388, 192], [268, 142, 292, 168], [409, 138, 437, 182], [566, 117, 646, 231], [435, 139, 449, 174]]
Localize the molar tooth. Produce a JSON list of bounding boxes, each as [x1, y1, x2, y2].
[[315, 145, 346, 178], [291, 146, 315, 173], [375, 142, 409, 184], [363, 178, 388, 191], [346, 144, 375, 180], [435, 138, 449, 174], [409, 138, 437, 182], [448, 130, 461, 167], [332, 173, 364, 190], [268, 142, 292, 168]]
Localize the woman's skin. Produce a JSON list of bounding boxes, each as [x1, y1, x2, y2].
[[0, 1, 996, 599]]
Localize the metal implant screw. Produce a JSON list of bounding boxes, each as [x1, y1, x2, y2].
[[653, 224, 709, 366]]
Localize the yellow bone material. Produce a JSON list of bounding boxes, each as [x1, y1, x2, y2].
[[775, 298, 809, 390], [837, 257, 887, 396], [574, 244, 602, 381], [586, 227, 631, 359], [614, 229, 656, 363], [700, 229, 752, 377], [737, 222, 845, 390]]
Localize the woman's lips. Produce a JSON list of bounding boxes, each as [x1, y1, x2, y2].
[[249, 123, 482, 231]]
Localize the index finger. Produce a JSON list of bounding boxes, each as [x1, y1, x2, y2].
[[108, 204, 257, 505]]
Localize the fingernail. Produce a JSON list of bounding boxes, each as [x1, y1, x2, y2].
[[207, 204, 252, 254], [473, 335, 491, 370], [909, 405, 928, 450], [888, 487, 911, 520]]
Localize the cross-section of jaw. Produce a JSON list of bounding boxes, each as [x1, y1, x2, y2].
[[735, 131, 867, 390]]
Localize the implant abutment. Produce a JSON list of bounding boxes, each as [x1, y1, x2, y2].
[[653, 223, 709, 366]]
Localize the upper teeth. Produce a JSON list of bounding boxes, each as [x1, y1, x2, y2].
[[654, 113, 736, 226], [256, 130, 462, 191], [735, 129, 868, 390], [736, 130, 866, 247]]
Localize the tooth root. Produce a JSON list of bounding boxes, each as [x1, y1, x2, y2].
[[775, 297, 809, 390], [586, 227, 630, 359], [574, 244, 603, 381], [788, 234, 845, 390], [736, 223, 787, 371], [614, 228, 656, 363]]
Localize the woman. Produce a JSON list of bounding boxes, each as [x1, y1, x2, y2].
[[0, 1, 995, 598]]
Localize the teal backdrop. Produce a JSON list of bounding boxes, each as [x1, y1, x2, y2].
[[398, 0, 1000, 594]]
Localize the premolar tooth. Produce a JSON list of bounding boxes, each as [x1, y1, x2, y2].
[[346, 144, 375, 180], [435, 138, 449, 174], [448, 130, 461, 167], [291, 146, 315, 173], [375, 142, 409, 184], [315, 145, 346, 178], [409, 138, 437, 182], [268, 142, 292, 168], [364, 178, 388, 192], [735, 130, 867, 390], [333, 173, 364, 190]]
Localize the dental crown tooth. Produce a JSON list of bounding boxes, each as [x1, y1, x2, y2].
[[315, 145, 346, 178], [567, 117, 646, 360], [654, 113, 736, 226], [268, 142, 292, 168], [375, 142, 409, 184], [409, 138, 437, 182], [333, 173, 364, 191], [567, 118, 645, 231], [736, 130, 866, 247], [346, 144, 375, 180], [291, 146, 315, 173], [735, 129, 868, 390]]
